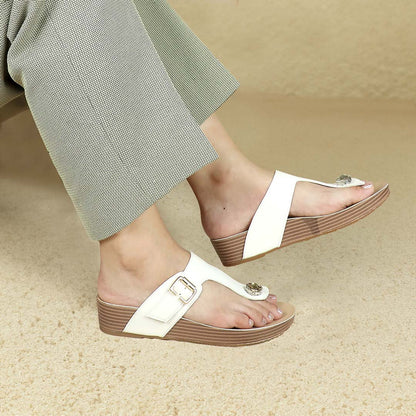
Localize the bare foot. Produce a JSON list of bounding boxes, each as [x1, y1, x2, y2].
[[188, 113, 375, 239], [190, 162, 375, 239], [97, 207, 283, 329], [289, 180, 374, 217]]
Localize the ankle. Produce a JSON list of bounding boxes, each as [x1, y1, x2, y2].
[[193, 165, 274, 239], [97, 237, 190, 306], [99, 235, 159, 275]]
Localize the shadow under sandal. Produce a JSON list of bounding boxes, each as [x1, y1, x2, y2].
[[211, 170, 390, 266], [97, 252, 295, 347]]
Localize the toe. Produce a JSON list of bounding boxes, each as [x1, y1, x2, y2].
[[255, 302, 278, 322], [262, 299, 283, 320], [241, 305, 268, 327], [232, 313, 255, 329], [266, 294, 278, 305], [346, 181, 374, 206]]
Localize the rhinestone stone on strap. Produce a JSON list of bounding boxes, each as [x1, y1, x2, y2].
[[335, 174, 352, 186], [244, 282, 263, 296]]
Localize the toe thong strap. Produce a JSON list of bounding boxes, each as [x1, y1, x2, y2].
[[122, 252, 269, 338], [242, 170, 365, 259], [243, 171, 298, 259]]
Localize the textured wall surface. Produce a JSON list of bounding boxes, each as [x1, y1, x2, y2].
[[170, 0, 416, 101]]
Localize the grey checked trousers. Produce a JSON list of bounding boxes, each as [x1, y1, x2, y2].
[[0, 0, 240, 240]]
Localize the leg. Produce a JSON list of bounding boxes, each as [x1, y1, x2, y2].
[[5, 0, 284, 332], [188, 113, 375, 239]]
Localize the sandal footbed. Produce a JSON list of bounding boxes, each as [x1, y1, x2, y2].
[[97, 295, 295, 347]]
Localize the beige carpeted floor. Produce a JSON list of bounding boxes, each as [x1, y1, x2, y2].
[[0, 91, 415, 415]]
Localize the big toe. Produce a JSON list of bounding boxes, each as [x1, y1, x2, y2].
[[346, 181, 374, 206]]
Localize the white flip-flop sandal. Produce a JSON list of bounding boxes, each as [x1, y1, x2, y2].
[[211, 171, 390, 266], [97, 251, 295, 347]]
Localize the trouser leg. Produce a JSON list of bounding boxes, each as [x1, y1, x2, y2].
[[5, 0, 239, 241], [132, 0, 240, 125]]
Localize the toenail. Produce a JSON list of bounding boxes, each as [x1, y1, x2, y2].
[[277, 308, 283, 316], [362, 183, 373, 189], [262, 317, 267, 325], [268, 295, 277, 300], [268, 313, 274, 320], [248, 319, 254, 327]]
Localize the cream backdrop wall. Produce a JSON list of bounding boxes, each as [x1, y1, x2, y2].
[[170, 0, 416, 101]]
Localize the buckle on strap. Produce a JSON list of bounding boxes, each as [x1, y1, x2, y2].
[[169, 276, 197, 304]]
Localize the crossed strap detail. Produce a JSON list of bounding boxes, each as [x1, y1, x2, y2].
[[242, 170, 365, 260], [122, 252, 270, 338]]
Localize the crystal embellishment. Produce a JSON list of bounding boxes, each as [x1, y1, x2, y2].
[[244, 282, 263, 296], [335, 174, 352, 186]]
